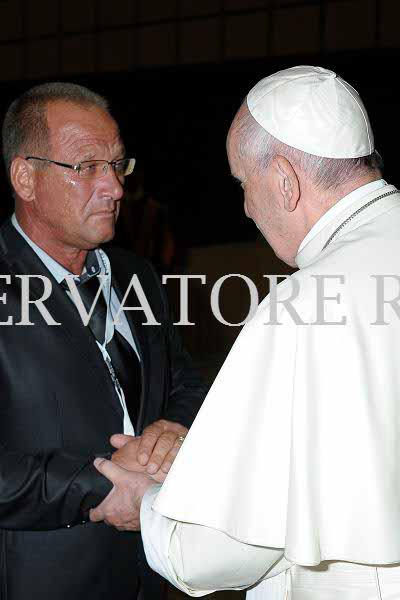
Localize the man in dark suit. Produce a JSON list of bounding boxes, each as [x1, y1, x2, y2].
[[0, 82, 206, 600]]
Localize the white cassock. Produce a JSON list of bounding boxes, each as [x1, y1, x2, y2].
[[141, 179, 400, 599]]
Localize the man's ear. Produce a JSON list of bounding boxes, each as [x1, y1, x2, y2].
[[273, 155, 300, 213], [10, 157, 35, 202]]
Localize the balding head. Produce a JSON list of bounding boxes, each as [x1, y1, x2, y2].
[[2, 82, 110, 186], [227, 67, 385, 266], [227, 101, 383, 267], [229, 101, 383, 193]]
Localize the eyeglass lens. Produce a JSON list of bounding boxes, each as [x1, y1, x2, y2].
[[79, 159, 133, 179]]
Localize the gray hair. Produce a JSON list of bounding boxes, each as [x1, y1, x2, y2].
[[235, 104, 383, 191], [2, 82, 110, 182]]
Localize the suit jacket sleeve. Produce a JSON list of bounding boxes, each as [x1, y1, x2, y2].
[[0, 444, 112, 530]]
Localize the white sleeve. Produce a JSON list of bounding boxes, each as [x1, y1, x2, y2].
[[140, 485, 291, 597]]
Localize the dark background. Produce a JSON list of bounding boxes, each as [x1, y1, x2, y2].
[[0, 0, 398, 364], [0, 4, 398, 595], [0, 1, 399, 246]]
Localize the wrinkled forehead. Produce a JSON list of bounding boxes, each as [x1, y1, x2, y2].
[[46, 100, 123, 152], [226, 123, 240, 161], [227, 103, 249, 154], [226, 133, 246, 184]]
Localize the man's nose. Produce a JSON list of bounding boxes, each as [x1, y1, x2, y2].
[[102, 164, 124, 200]]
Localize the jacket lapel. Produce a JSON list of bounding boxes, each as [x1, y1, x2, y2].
[[0, 219, 123, 419]]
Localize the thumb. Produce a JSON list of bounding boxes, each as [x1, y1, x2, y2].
[[110, 433, 135, 449], [93, 457, 124, 483]]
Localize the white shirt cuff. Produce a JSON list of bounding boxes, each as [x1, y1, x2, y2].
[[140, 485, 290, 596]]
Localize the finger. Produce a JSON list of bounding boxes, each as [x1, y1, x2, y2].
[[149, 469, 168, 484], [146, 431, 177, 474], [155, 420, 189, 437], [90, 506, 105, 523], [160, 442, 182, 474], [118, 523, 140, 531], [137, 424, 163, 466], [93, 457, 125, 483], [110, 433, 135, 449]]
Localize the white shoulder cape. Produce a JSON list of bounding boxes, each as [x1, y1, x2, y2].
[[154, 189, 400, 566]]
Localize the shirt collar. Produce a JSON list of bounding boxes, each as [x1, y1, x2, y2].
[[11, 213, 102, 284]]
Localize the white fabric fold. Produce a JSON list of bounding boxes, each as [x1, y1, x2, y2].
[[141, 486, 289, 597], [153, 185, 400, 567]]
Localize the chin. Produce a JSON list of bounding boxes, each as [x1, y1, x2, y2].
[[273, 249, 296, 268], [99, 229, 116, 244], [280, 256, 297, 268], [286, 257, 298, 268], [89, 224, 116, 247]]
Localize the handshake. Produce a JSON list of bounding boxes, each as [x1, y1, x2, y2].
[[89, 419, 188, 532]]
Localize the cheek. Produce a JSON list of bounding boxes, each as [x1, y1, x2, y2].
[[35, 174, 65, 219], [241, 189, 247, 208], [244, 189, 257, 216], [243, 194, 251, 218], [61, 178, 96, 218], [38, 177, 90, 232]]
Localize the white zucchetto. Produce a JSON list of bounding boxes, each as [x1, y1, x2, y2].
[[246, 65, 374, 159]]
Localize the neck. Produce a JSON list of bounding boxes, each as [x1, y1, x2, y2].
[[302, 173, 381, 240], [15, 209, 88, 275]]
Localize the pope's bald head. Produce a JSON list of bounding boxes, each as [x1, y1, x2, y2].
[[228, 98, 382, 193]]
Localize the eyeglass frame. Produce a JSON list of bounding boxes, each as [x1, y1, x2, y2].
[[24, 156, 136, 179]]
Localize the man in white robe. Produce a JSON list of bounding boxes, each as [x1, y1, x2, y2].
[[90, 66, 400, 599]]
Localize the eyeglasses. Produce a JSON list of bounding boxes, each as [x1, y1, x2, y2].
[[25, 156, 136, 180]]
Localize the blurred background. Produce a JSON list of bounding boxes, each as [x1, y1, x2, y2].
[[0, 3, 398, 594]]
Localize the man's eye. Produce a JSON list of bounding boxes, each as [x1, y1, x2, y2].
[[81, 163, 98, 174]]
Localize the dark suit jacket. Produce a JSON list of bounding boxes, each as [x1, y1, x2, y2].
[[0, 218, 206, 600]]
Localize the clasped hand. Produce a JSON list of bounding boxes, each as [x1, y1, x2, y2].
[[89, 419, 188, 531]]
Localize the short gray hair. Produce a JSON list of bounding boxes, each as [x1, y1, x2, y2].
[[235, 104, 383, 191], [2, 82, 110, 182]]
